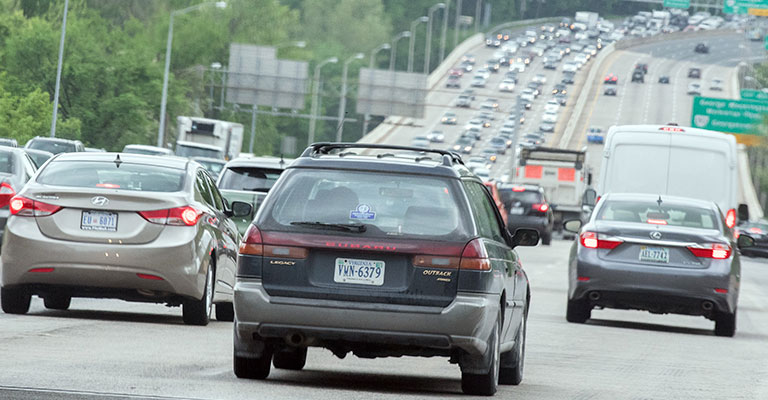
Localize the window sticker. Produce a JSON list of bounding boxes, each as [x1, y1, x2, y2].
[[350, 204, 376, 220]]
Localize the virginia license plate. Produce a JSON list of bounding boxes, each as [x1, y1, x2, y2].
[[511, 207, 525, 215], [81, 211, 118, 232], [639, 246, 669, 264], [333, 258, 385, 286]]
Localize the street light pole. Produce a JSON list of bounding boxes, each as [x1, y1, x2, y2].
[[439, 0, 450, 62], [49, 0, 69, 138], [362, 43, 390, 137], [474, 0, 481, 33], [454, 0, 463, 48], [389, 31, 411, 71], [158, 1, 227, 148], [336, 53, 365, 142], [425, 3, 446, 74], [407, 16, 429, 73], [308, 57, 338, 145]]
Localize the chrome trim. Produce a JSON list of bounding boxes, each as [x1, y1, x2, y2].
[[617, 237, 697, 247]]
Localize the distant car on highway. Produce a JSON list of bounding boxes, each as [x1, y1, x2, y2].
[[563, 193, 753, 337], [694, 42, 709, 53], [544, 99, 560, 113], [484, 59, 501, 72], [411, 136, 430, 148], [456, 94, 472, 107], [498, 184, 553, 245], [658, 75, 670, 84], [539, 123, 555, 133], [446, 75, 461, 88], [532, 73, 547, 84], [552, 83, 567, 95], [634, 63, 648, 74], [426, 130, 445, 143], [543, 61, 557, 70], [1, 153, 252, 325], [24, 148, 53, 168], [586, 126, 604, 144], [25, 137, 85, 155], [0, 138, 18, 147], [688, 67, 701, 78], [555, 93, 568, 106], [604, 73, 618, 84], [520, 88, 536, 102], [441, 111, 458, 124], [498, 79, 516, 92], [631, 70, 644, 83], [562, 62, 578, 73], [542, 111, 558, 123], [122, 144, 174, 156], [687, 82, 701, 95], [453, 136, 474, 154], [489, 136, 508, 154], [470, 76, 487, 88], [449, 68, 463, 77], [509, 61, 526, 73], [191, 156, 226, 179], [604, 86, 617, 96]]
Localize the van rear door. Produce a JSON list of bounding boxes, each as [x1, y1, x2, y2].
[[667, 133, 735, 212], [603, 132, 671, 195]]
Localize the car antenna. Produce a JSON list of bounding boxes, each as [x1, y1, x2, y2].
[[279, 154, 285, 167], [657, 195, 663, 208], [113, 154, 123, 168]]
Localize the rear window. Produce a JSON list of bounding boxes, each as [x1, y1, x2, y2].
[[597, 200, 718, 229], [37, 161, 186, 192], [499, 189, 541, 205], [259, 169, 469, 239], [0, 151, 15, 174], [218, 167, 284, 192], [123, 147, 168, 156], [28, 139, 75, 155], [175, 145, 223, 159]]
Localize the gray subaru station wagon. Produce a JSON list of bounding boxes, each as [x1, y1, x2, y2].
[[233, 143, 539, 396]]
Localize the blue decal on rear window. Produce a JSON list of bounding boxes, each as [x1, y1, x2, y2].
[[350, 204, 376, 220]]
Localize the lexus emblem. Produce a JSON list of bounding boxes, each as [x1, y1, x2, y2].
[[650, 231, 662, 240], [91, 196, 109, 206]]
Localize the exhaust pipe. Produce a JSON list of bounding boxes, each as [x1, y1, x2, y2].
[[588, 291, 601, 301], [701, 301, 714, 311], [285, 332, 306, 347]]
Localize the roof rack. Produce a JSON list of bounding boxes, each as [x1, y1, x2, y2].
[[300, 142, 465, 166]]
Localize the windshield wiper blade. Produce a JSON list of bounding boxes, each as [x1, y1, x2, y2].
[[243, 187, 271, 192], [290, 221, 366, 233]]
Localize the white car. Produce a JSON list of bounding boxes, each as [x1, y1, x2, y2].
[[574, 53, 589, 67], [475, 68, 491, 80], [542, 111, 558, 123], [464, 119, 485, 131], [544, 99, 560, 114], [502, 42, 519, 54], [687, 82, 701, 95], [710, 79, 724, 91], [509, 62, 526, 73], [520, 88, 536, 102], [411, 136, 430, 148], [562, 62, 578, 73], [584, 45, 597, 56], [532, 74, 547, 84], [426, 130, 445, 143], [474, 167, 491, 181], [470, 76, 487, 88], [498, 79, 516, 92]]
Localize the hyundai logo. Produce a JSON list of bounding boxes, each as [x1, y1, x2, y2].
[[91, 196, 109, 206], [650, 231, 662, 240]]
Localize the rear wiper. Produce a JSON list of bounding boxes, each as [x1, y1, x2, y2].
[[290, 221, 367, 233], [242, 187, 270, 192]]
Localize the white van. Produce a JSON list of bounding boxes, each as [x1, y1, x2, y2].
[[595, 124, 742, 227]]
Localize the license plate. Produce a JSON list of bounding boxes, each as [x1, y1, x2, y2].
[[511, 207, 525, 215], [639, 246, 669, 264], [81, 211, 118, 232], [333, 258, 385, 286]]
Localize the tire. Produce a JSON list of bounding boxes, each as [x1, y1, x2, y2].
[[234, 351, 272, 380], [216, 302, 234, 322], [500, 310, 526, 385], [714, 310, 736, 337], [566, 298, 591, 323], [542, 232, 552, 246], [1, 286, 31, 314], [44, 294, 71, 310], [183, 264, 214, 326], [461, 316, 500, 396], [273, 347, 307, 370]]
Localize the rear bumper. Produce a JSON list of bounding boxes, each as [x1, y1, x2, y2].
[[234, 279, 499, 358], [570, 251, 738, 315], [1, 216, 207, 301]]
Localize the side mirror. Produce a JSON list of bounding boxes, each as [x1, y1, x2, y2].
[[510, 228, 540, 247], [737, 234, 755, 249], [230, 201, 253, 218], [738, 203, 749, 223], [582, 188, 597, 207], [563, 219, 582, 233]]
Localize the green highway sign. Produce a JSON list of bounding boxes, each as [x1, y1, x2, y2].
[[723, 0, 749, 13], [732, 0, 768, 8], [663, 0, 690, 8], [691, 96, 768, 134], [741, 89, 768, 101]]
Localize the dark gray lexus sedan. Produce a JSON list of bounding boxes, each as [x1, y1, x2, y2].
[[563, 193, 754, 337]]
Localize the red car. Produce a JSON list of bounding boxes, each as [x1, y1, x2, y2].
[[604, 73, 618, 84], [449, 68, 463, 77]]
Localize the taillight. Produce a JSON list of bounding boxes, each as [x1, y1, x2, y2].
[[749, 227, 764, 234], [725, 209, 736, 229], [512, 186, 525, 192], [9, 196, 61, 217], [414, 255, 460, 269], [139, 206, 202, 226], [0, 182, 15, 208], [579, 231, 622, 250], [532, 203, 549, 212], [460, 239, 491, 271], [239, 225, 263, 256], [688, 243, 731, 259]]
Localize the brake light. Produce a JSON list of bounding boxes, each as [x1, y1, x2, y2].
[[532, 203, 549, 212], [725, 209, 736, 229], [239, 225, 263, 256], [460, 239, 491, 271], [579, 231, 622, 249], [0, 182, 15, 208], [646, 219, 668, 225], [688, 243, 731, 259], [512, 186, 525, 192], [659, 126, 684, 132], [749, 227, 764, 234], [139, 206, 202, 226], [9, 196, 61, 217]]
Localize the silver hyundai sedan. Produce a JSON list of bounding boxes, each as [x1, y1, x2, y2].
[[563, 193, 754, 337], [1, 153, 251, 325]]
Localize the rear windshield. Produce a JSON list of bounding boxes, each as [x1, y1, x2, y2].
[[28, 139, 75, 155], [499, 189, 541, 205], [259, 169, 469, 239], [0, 151, 15, 173], [218, 167, 284, 192], [37, 161, 186, 192], [196, 160, 226, 176], [27, 152, 52, 168], [597, 200, 718, 229], [175, 145, 222, 159], [123, 148, 168, 156]]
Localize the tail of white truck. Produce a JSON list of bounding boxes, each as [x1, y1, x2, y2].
[[176, 116, 243, 160]]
